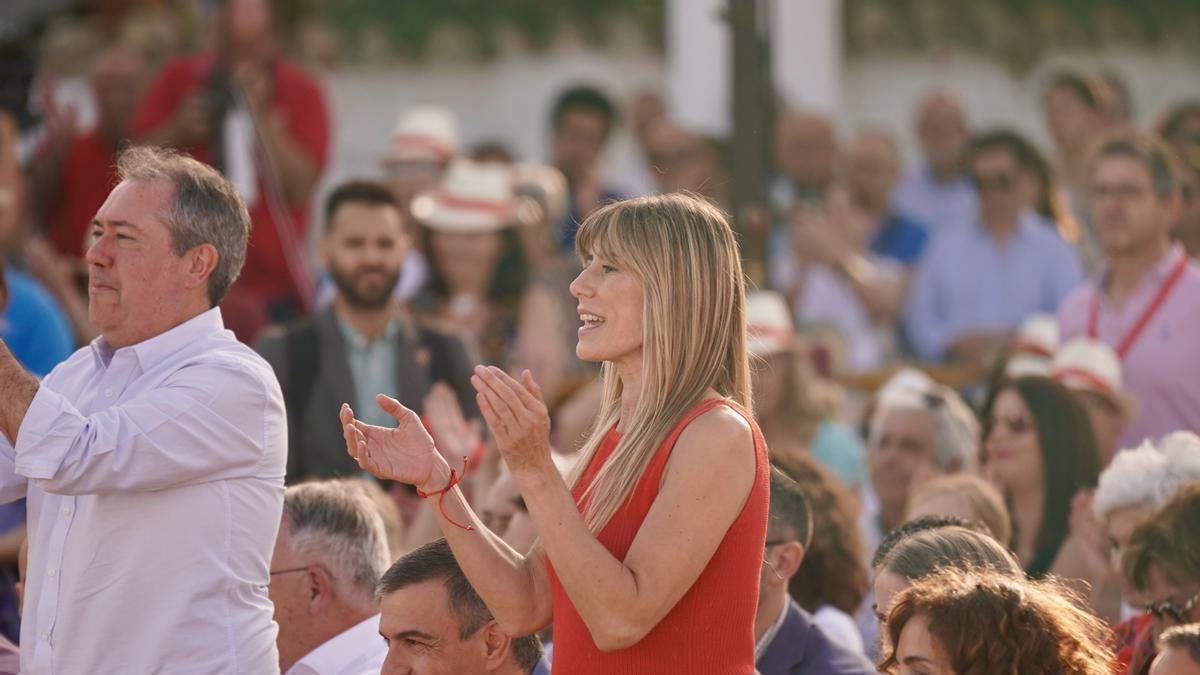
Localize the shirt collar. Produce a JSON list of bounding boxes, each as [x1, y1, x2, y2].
[[336, 314, 404, 350], [90, 308, 225, 370], [1095, 244, 1187, 291], [290, 614, 381, 675], [974, 209, 1038, 244]]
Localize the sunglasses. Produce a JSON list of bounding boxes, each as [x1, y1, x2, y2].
[[1144, 589, 1200, 623], [972, 172, 1017, 193], [990, 415, 1032, 435]]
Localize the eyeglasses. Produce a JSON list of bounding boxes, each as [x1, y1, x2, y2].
[[989, 415, 1031, 435], [269, 566, 311, 577], [972, 172, 1017, 193], [1144, 589, 1200, 623]]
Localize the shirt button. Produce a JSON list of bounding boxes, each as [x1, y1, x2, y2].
[[61, 508, 71, 517], [47, 569, 56, 578], [40, 633, 48, 641], [104, 388, 114, 398]]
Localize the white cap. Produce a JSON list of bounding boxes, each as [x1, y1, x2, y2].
[[411, 158, 516, 233], [1052, 338, 1133, 418], [746, 291, 795, 357], [1005, 313, 1059, 377], [384, 106, 459, 163]]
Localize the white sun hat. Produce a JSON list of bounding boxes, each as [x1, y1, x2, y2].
[[1052, 337, 1136, 420], [411, 158, 517, 233], [746, 290, 796, 357], [383, 106, 460, 164], [1005, 313, 1059, 378]]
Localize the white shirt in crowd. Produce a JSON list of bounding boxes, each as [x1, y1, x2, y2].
[[0, 308, 286, 674], [286, 614, 387, 675]]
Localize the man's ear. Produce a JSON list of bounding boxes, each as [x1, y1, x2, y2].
[[776, 542, 806, 581], [184, 243, 219, 292], [307, 566, 335, 615], [479, 620, 513, 671]]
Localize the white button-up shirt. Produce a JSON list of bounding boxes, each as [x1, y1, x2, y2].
[[0, 308, 287, 674], [286, 614, 386, 675]]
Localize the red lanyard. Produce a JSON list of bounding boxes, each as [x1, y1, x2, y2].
[[1088, 252, 1189, 359]]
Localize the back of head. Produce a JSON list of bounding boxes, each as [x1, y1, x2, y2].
[[772, 453, 867, 614], [1122, 483, 1200, 593], [882, 568, 1115, 675], [568, 193, 750, 533], [908, 473, 1012, 545], [377, 538, 543, 671], [116, 146, 250, 307], [283, 480, 391, 611], [877, 526, 1021, 583], [768, 465, 813, 549], [1093, 432, 1200, 522]]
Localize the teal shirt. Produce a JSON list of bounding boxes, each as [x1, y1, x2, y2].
[[337, 317, 401, 430], [810, 420, 867, 490]]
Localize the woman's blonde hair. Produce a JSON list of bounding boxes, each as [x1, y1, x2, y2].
[[568, 193, 751, 532], [909, 474, 1013, 546]]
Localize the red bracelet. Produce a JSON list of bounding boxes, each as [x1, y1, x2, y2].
[[416, 456, 475, 532]]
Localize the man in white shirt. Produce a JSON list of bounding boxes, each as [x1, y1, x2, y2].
[[270, 480, 391, 675], [0, 146, 286, 673]]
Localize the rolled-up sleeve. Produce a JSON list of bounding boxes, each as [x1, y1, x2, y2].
[[0, 437, 27, 505], [14, 358, 280, 495]]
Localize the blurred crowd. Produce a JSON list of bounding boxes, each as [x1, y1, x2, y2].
[[2, 0, 1200, 673]]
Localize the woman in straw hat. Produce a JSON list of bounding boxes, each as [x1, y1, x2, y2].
[[342, 193, 769, 673]]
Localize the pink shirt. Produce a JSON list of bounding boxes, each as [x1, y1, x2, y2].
[[1059, 247, 1200, 449]]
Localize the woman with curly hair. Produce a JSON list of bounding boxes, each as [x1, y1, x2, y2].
[[773, 452, 869, 653], [880, 567, 1115, 674]]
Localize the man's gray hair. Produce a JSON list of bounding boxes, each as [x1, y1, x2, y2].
[[870, 383, 981, 472], [1093, 432, 1200, 521], [283, 480, 392, 612], [116, 146, 250, 306]]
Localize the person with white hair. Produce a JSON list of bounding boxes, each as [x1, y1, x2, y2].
[[1072, 432, 1200, 625], [860, 381, 981, 560], [269, 480, 392, 675]]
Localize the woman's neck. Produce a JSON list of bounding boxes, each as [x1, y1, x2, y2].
[[614, 351, 644, 432], [1008, 482, 1045, 563]]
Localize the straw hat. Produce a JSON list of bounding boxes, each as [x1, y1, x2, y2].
[[411, 158, 516, 233], [383, 106, 459, 164], [746, 291, 796, 357], [1052, 338, 1136, 420], [1005, 313, 1059, 378]]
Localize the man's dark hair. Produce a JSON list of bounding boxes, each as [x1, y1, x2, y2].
[[377, 538, 543, 672], [1122, 484, 1200, 593], [549, 85, 617, 136], [964, 129, 1041, 173], [1161, 623, 1200, 665], [1090, 133, 1180, 199], [870, 515, 975, 570], [323, 180, 401, 232], [1043, 71, 1102, 110], [768, 465, 813, 549]]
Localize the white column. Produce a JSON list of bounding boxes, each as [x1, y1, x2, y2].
[[772, 0, 842, 115], [666, 0, 731, 136]]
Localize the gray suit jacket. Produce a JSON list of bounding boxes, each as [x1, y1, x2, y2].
[[255, 308, 478, 482]]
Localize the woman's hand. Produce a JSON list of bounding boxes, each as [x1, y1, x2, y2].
[[1068, 489, 1113, 580], [341, 396, 449, 491], [471, 366, 555, 476]]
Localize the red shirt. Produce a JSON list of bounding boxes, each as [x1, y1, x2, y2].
[[546, 398, 770, 674], [131, 53, 330, 316], [43, 131, 119, 259]]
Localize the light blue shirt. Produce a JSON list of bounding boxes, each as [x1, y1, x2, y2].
[[892, 165, 979, 234], [1, 307, 285, 674], [336, 317, 401, 430], [905, 211, 1083, 361]]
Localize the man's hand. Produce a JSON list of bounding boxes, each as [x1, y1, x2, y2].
[[0, 339, 39, 445]]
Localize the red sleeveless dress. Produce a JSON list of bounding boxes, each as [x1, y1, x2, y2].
[[545, 399, 770, 674]]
